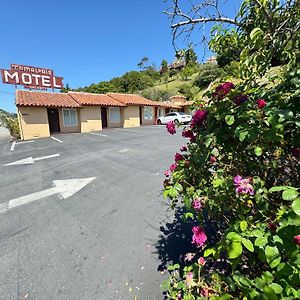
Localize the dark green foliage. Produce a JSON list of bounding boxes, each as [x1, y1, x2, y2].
[[194, 64, 224, 88], [160, 59, 168, 73], [178, 84, 194, 100], [141, 88, 175, 102], [185, 47, 198, 66]]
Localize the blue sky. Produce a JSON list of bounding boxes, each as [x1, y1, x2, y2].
[[0, 0, 240, 112]]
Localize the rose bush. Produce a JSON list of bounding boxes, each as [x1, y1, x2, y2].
[[162, 69, 300, 299]]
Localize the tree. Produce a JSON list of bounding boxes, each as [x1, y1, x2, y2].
[[165, 0, 300, 78], [160, 59, 169, 73], [137, 56, 149, 69], [185, 46, 197, 66]]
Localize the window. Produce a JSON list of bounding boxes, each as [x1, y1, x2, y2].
[[158, 108, 164, 117], [109, 107, 121, 123], [144, 107, 153, 120], [63, 109, 77, 126]]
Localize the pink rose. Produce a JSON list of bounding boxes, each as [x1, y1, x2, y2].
[[234, 175, 255, 195], [182, 129, 196, 142], [166, 121, 176, 135], [198, 257, 206, 266], [210, 156, 217, 163], [175, 153, 183, 162], [294, 235, 300, 246], [200, 288, 209, 298], [192, 199, 202, 211], [213, 82, 235, 100], [170, 163, 177, 172], [257, 99, 267, 108], [180, 145, 187, 152], [164, 170, 171, 177], [192, 226, 207, 248], [191, 110, 208, 128]]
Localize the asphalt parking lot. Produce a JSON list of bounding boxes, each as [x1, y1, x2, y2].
[[0, 126, 183, 300]]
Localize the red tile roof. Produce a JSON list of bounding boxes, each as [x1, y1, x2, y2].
[[107, 93, 157, 106], [16, 90, 81, 108], [180, 100, 194, 106], [68, 92, 125, 107], [155, 101, 182, 109]]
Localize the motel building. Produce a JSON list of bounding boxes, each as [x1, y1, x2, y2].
[[16, 90, 193, 140]]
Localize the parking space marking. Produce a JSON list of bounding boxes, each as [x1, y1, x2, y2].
[[17, 140, 35, 145], [4, 154, 60, 166], [89, 132, 107, 137], [119, 148, 129, 153], [51, 136, 63, 143], [10, 141, 16, 152]]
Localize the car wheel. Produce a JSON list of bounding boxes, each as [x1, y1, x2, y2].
[[174, 119, 180, 125], [157, 119, 162, 125]]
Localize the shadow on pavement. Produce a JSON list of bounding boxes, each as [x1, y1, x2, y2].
[[155, 207, 196, 272]]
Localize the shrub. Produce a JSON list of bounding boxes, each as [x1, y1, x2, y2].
[[3, 116, 20, 139], [162, 69, 300, 299], [194, 64, 224, 88], [141, 88, 175, 102], [178, 84, 194, 100]]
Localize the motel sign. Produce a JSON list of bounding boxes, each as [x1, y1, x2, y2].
[[1, 64, 63, 90]]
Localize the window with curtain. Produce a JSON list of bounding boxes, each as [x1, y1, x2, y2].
[[109, 107, 121, 123], [63, 109, 77, 126], [144, 107, 153, 120]]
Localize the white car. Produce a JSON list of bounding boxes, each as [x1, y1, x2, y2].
[[157, 112, 192, 125]]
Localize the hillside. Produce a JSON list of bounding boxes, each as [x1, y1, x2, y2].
[[0, 109, 16, 122], [70, 62, 230, 102]]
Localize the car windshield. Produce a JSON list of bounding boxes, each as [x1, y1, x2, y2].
[[178, 112, 186, 115]]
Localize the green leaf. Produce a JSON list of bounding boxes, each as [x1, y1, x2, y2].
[[239, 131, 248, 142], [204, 248, 216, 257], [282, 189, 299, 201], [203, 136, 213, 147], [265, 246, 281, 268], [263, 286, 278, 300], [240, 220, 248, 232], [225, 115, 235, 125], [227, 242, 242, 259], [254, 146, 263, 156], [269, 283, 283, 294], [168, 187, 178, 199], [162, 189, 169, 199], [242, 238, 254, 252], [292, 198, 300, 215], [213, 178, 223, 187], [184, 212, 194, 220], [250, 27, 263, 41], [269, 186, 289, 192], [226, 232, 242, 242], [211, 147, 219, 157], [273, 235, 283, 245], [261, 271, 274, 284]]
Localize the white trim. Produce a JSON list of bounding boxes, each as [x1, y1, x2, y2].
[[62, 109, 78, 127]]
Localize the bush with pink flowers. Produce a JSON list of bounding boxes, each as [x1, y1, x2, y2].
[[161, 69, 300, 299]]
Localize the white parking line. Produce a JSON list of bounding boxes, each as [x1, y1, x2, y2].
[[10, 141, 16, 152], [114, 128, 138, 132], [51, 136, 63, 143], [89, 132, 107, 137], [17, 140, 35, 145]]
